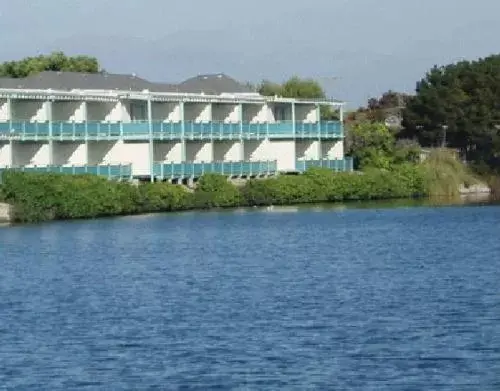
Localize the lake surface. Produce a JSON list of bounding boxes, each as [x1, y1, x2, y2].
[[1, 202, 500, 390]]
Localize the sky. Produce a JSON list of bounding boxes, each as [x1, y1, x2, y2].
[[1, 0, 500, 107]]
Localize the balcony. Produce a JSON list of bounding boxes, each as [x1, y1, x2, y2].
[[153, 160, 277, 180], [295, 158, 354, 172], [0, 164, 132, 179], [0, 121, 343, 141]]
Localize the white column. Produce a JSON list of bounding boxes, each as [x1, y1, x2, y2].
[[180, 101, 186, 161], [47, 99, 53, 165], [239, 103, 244, 161], [147, 95, 153, 182]]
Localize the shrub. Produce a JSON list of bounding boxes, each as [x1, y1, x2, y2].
[[193, 173, 241, 208]]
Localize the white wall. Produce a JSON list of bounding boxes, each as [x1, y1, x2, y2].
[[213, 141, 243, 161], [87, 102, 122, 122], [185, 141, 213, 162], [53, 142, 87, 165], [270, 140, 296, 171], [0, 142, 12, 167], [152, 102, 181, 122], [154, 142, 183, 162], [0, 99, 10, 121], [11, 100, 49, 121], [242, 104, 274, 123], [184, 103, 211, 122], [212, 104, 239, 123], [87, 141, 115, 164], [88, 140, 149, 175], [321, 140, 344, 159], [296, 140, 320, 160], [244, 139, 271, 161], [52, 102, 86, 122], [242, 104, 260, 123], [295, 104, 318, 122], [12, 142, 50, 166]]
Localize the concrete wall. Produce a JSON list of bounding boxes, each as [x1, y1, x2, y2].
[[52, 102, 86, 122], [152, 102, 181, 122], [87, 141, 115, 164], [153, 142, 183, 162], [270, 140, 296, 171], [0, 99, 10, 121], [88, 140, 148, 175], [185, 141, 213, 162], [296, 140, 320, 160], [321, 140, 344, 159], [11, 142, 50, 166], [184, 103, 211, 122], [295, 104, 318, 122], [213, 141, 243, 161], [244, 139, 271, 161], [87, 102, 113, 122], [52, 142, 87, 165], [11, 100, 49, 121], [212, 104, 240, 123], [0, 142, 11, 167], [242, 104, 274, 123]]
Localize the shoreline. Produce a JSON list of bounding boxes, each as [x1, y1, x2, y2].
[[1, 194, 497, 227]]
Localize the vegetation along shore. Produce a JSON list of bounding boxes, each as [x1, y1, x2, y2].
[[0, 148, 490, 223]]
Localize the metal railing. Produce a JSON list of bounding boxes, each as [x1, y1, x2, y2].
[[0, 120, 343, 140], [153, 160, 277, 179], [0, 164, 132, 179], [295, 158, 354, 172]]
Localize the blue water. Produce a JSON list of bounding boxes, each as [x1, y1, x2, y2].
[[1, 204, 500, 390]]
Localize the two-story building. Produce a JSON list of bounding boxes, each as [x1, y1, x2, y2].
[[0, 71, 352, 182]]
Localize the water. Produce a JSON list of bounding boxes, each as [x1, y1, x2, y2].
[[1, 203, 500, 390]]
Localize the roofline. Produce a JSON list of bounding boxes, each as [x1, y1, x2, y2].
[[0, 88, 344, 106]]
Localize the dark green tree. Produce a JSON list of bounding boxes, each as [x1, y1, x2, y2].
[[402, 54, 500, 169], [0, 51, 100, 78]]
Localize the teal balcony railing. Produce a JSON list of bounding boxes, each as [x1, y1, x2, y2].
[[153, 160, 277, 179], [295, 158, 354, 172], [0, 120, 343, 140], [0, 164, 132, 179]]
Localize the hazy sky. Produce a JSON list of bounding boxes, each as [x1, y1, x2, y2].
[[1, 0, 500, 107]]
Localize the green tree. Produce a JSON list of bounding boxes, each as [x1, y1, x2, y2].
[[258, 76, 339, 120], [347, 122, 396, 169], [0, 51, 100, 78], [402, 54, 500, 169]]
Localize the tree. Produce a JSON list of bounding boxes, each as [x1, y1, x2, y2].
[[0, 51, 100, 78], [347, 122, 396, 170], [402, 54, 500, 169], [258, 76, 339, 120]]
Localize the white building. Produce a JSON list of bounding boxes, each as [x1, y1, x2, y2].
[[0, 71, 352, 182]]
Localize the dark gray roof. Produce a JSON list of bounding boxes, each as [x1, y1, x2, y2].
[[0, 71, 251, 95], [177, 73, 253, 94]]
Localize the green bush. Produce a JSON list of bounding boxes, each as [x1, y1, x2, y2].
[[139, 182, 193, 212], [0, 171, 141, 222], [193, 173, 241, 208], [0, 155, 480, 224]]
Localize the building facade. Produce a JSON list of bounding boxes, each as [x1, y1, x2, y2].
[[0, 72, 352, 181]]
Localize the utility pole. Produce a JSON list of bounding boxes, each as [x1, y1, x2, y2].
[[442, 125, 448, 148]]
